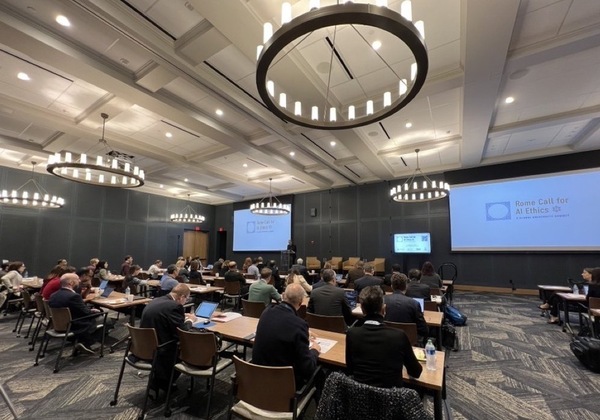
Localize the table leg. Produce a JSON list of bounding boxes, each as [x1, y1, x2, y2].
[[433, 390, 443, 420], [562, 298, 573, 334], [436, 326, 442, 351]]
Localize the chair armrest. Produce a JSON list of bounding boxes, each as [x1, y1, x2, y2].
[[72, 311, 108, 322], [296, 365, 321, 399]]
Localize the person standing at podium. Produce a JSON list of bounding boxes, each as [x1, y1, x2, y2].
[[287, 239, 297, 268]]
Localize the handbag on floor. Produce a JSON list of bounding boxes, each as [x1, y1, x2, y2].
[[570, 337, 600, 373]]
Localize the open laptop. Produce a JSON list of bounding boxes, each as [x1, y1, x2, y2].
[[99, 279, 108, 290], [412, 297, 425, 312], [193, 301, 219, 328], [336, 273, 344, 282], [99, 286, 114, 298]]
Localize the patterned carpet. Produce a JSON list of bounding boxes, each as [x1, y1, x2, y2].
[[0, 292, 599, 419]]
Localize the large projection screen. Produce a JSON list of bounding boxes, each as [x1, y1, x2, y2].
[[449, 169, 600, 251], [233, 209, 292, 252]]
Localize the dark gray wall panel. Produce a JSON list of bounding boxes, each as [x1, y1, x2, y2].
[[0, 213, 39, 267], [127, 190, 149, 223], [37, 216, 72, 270], [146, 225, 169, 262], [125, 223, 148, 266], [70, 220, 102, 268], [100, 221, 126, 267], [74, 183, 104, 219], [103, 189, 128, 220], [148, 195, 169, 222]]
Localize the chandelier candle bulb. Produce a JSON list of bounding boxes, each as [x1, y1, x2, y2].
[[312, 106, 318, 120], [348, 105, 355, 120], [80, 154, 87, 164], [329, 107, 336, 122], [111, 176, 116, 185], [366, 100, 374, 115], [96, 156, 103, 166], [401, 0, 412, 21], [73, 169, 79, 178], [256, 45, 263, 60], [400, 79, 407, 95], [411, 63, 417, 81], [124, 162, 130, 172], [282, 2, 292, 24], [309, 0, 320, 10], [295, 101, 302, 115], [267, 80, 275, 97], [65, 152, 72, 162], [279, 93, 286, 108], [415, 21, 425, 39], [384, 91, 391, 107], [263, 23, 273, 44]]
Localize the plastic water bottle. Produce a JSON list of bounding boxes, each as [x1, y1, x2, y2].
[[425, 339, 436, 371], [125, 286, 131, 297], [573, 285, 579, 294]]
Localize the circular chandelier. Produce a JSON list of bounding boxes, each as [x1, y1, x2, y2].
[[46, 113, 145, 188], [1, 161, 65, 208], [250, 178, 291, 215], [390, 149, 449, 203], [170, 194, 206, 223], [256, 1, 428, 130]]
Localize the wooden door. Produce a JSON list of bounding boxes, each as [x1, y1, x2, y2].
[[183, 231, 209, 264]]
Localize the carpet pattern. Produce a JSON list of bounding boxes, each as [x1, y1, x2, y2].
[[0, 292, 599, 419]]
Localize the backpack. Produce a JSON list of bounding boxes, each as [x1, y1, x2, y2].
[[444, 305, 467, 326], [570, 337, 600, 373], [441, 321, 459, 351]]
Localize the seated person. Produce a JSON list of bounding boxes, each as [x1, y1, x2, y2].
[[0, 261, 26, 310], [420, 261, 442, 288], [49, 273, 104, 354], [308, 268, 354, 326], [286, 267, 312, 295], [41, 264, 72, 300], [160, 264, 180, 294], [383, 263, 402, 287], [123, 265, 148, 294], [547, 267, 600, 324], [252, 283, 321, 388], [346, 286, 422, 388], [95, 260, 111, 281], [139, 283, 197, 390], [247, 258, 260, 279], [354, 263, 383, 294], [224, 261, 249, 295], [147, 260, 164, 279], [405, 268, 431, 300], [267, 260, 282, 293], [384, 273, 428, 339], [248, 267, 281, 305], [175, 259, 189, 283], [188, 260, 205, 285], [347, 260, 365, 288]]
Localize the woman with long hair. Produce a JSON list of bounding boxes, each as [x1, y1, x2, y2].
[[286, 267, 312, 295], [420, 261, 442, 288]]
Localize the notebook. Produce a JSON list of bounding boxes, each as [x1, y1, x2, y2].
[[412, 297, 425, 312], [100, 286, 114, 298], [99, 280, 108, 290], [193, 301, 219, 328]]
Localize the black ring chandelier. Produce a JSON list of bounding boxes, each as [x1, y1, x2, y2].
[[256, 2, 428, 130]]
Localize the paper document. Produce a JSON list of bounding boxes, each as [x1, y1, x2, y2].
[[211, 312, 243, 323], [312, 338, 337, 354]]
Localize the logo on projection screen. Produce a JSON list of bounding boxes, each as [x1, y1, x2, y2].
[[485, 202, 511, 221], [246, 221, 255, 233]]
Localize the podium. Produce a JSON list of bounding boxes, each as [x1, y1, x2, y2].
[[281, 250, 295, 270]]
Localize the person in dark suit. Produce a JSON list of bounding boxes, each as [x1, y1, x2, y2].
[[224, 261, 249, 294], [48, 273, 103, 354], [346, 260, 365, 288], [354, 263, 383, 294], [384, 273, 428, 338], [286, 240, 297, 268], [308, 269, 354, 326], [405, 268, 431, 300], [139, 283, 197, 390], [346, 286, 422, 388], [252, 283, 321, 388], [383, 263, 402, 287]]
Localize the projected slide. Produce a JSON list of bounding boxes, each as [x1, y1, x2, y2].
[[449, 169, 600, 251], [233, 209, 291, 252], [394, 233, 431, 254]]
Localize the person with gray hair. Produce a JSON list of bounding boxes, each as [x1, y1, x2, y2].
[[308, 269, 354, 326], [252, 283, 321, 388], [48, 273, 103, 354]]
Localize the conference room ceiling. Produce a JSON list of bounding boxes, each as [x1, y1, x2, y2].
[[0, 0, 598, 205]]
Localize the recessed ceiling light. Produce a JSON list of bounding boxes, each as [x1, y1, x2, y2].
[[330, 141, 336, 146], [159, 184, 163, 189], [405, 122, 412, 128], [243, 163, 248, 168], [216, 109, 224, 116], [505, 96, 515, 104], [56, 15, 70, 27], [17, 72, 30, 81], [289, 151, 295, 157], [165, 132, 172, 138], [184, 178, 189, 182], [372, 40, 382, 50]]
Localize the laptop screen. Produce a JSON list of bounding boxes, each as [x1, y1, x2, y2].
[[100, 287, 114, 298], [195, 301, 219, 319], [336, 273, 343, 281], [412, 297, 425, 312], [99, 280, 108, 290]]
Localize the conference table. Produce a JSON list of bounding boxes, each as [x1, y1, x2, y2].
[[554, 292, 587, 334], [87, 290, 151, 325], [209, 315, 446, 420]]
